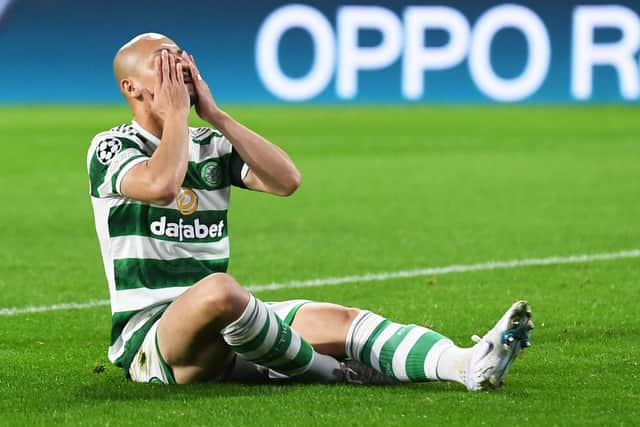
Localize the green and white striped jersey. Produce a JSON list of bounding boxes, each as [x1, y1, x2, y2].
[[87, 120, 241, 371]]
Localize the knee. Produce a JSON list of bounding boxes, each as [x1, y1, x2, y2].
[[193, 273, 249, 322], [320, 305, 360, 328], [319, 304, 361, 328], [343, 307, 362, 327]]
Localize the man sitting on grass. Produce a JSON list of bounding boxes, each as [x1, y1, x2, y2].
[[87, 33, 533, 388]]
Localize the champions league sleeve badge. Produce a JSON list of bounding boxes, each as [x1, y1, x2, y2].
[[96, 138, 123, 164]]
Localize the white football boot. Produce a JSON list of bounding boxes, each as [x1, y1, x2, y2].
[[464, 300, 533, 391]]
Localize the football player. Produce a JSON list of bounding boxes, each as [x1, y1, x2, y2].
[[87, 33, 533, 388]]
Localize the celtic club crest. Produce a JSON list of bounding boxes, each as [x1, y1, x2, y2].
[[200, 159, 222, 188]]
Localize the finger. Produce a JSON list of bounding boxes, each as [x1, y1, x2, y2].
[[188, 61, 198, 83], [153, 56, 162, 94], [180, 50, 192, 66], [168, 52, 176, 82], [189, 55, 203, 81], [176, 63, 184, 85], [180, 52, 195, 81], [161, 50, 170, 83]]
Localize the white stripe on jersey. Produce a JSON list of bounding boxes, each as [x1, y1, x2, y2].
[[162, 187, 231, 212], [110, 286, 192, 313], [101, 189, 230, 212], [110, 235, 230, 261]]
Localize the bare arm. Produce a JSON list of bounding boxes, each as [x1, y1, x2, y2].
[[121, 50, 191, 205], [184, 53, 301, 196], [209, 111, 300, 196]]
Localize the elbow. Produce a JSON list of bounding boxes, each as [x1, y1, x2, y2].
[[279, 170, 302, 197], [155, 192, 178, 206], [152, 183, 179, 205]]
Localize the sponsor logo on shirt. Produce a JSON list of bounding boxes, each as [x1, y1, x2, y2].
[[150, 216, 225, 242], [176, 188, 198, 215]]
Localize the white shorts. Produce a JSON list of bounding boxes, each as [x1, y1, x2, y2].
[[128, 299, 311, 384]]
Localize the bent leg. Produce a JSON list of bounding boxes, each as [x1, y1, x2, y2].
[[157, 273, 250, 383], [290, 303, 361, 358], [156, 273, 343, 384]]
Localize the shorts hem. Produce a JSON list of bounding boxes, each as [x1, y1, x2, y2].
[[154, 330, 177, 384], [282, 301, 310, 325]]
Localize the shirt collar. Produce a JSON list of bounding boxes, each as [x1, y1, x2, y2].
[[131, 120, 161, 147]]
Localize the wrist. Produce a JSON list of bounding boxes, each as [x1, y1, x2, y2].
[[165, 110, 189, 125], [163, 110, 190, 127], [203, 108, 228, 127], [172, 108, 190, 121]]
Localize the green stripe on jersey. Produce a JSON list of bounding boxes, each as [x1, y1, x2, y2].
[[110, 309, 144, 346], [182, 154, 231, 190], [113, 257, 228, 291], [108, 204, 228, 243], [89, 137, 146, 197]]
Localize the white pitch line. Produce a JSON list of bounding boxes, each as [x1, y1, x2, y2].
[[247, 248, 640, 291], [2, 248, 639, 317], [0, 299, 110, 316], [0, 299, 109, 316]]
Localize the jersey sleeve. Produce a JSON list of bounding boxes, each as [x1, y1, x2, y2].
[[87, 134, 149, 198], [191, 127, 250, 189], [229, 148, 249, 189]]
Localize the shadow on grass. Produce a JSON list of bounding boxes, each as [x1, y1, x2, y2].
[[72, 373, 518, 403], [73, 377, 307, 401]]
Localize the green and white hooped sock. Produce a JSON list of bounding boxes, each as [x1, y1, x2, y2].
[[346, 310, 460, 382], [221, 295, 341, 380]]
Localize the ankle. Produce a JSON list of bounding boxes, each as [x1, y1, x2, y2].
[[435, 344, 473, 384]]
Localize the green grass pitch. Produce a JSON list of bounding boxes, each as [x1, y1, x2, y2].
[[0, 105, 638, 425]]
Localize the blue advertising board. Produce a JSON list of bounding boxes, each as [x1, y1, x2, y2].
[[0, 0, 639, 103]]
